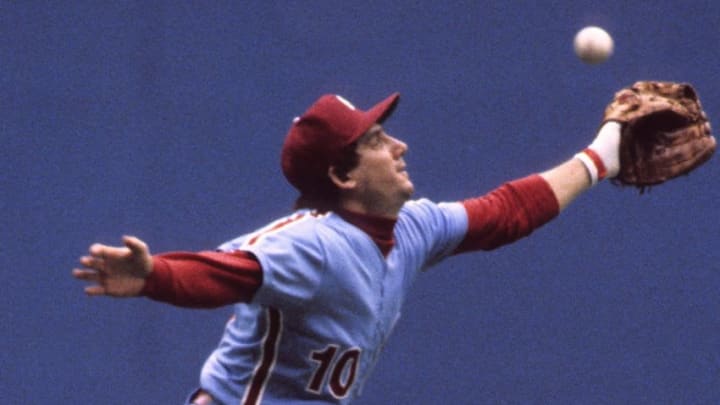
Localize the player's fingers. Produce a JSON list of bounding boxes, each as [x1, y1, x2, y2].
[[123, 235, 149, 256], [84, 285, 107, 296], [72, 268, 101, 282], [89, 243, 130, 260], [79, 255, 104, 271], [88, 243, 106, 257]]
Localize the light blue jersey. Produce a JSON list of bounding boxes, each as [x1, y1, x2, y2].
[[201, 198, 468, 404]]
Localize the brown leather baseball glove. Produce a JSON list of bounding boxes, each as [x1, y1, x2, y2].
[[603, 81, 715, 191]]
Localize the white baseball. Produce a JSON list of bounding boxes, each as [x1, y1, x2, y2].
[[574, 26, 614, 64]]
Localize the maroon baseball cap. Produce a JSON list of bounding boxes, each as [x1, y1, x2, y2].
[[281, 92, 400, 193]]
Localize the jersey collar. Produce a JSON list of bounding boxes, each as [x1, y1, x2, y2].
[[335, 208, 396, 257]]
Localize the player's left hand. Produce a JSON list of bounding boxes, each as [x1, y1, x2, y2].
[[604, 81, 715, 190], [73, 235, 152, 297]]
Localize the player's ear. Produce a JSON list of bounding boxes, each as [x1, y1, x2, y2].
[[328, 165, 356, 190]]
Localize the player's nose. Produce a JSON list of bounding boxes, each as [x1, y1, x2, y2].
[[390, 136, 408, 157]]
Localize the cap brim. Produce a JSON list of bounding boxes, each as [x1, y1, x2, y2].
[[349, 92, 400, 144], [368, 92, 400, 124]]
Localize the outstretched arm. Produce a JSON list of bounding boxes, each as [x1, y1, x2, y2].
[[73, 236, 262, 306], [73, 235, 152, 297], [542, 121, 621, 211], [456, 121, 621, 253], [539, 157, 592, 211]]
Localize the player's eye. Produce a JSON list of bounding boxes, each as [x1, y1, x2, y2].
[[363, 133, 382, 148]]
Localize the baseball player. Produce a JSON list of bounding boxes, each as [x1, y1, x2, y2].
[[71, 91, 644, 404]]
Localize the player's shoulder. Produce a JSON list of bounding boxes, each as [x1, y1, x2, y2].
[[396, 198, 468, 243], [399, 198, 466, 222], [256, 210, 331, 236], [216, 210, 328, 250]]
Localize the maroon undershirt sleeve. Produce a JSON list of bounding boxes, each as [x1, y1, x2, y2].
[[455, 174, 560, 253], [141, 250, 262, 308], [138, 175, 557, 306]]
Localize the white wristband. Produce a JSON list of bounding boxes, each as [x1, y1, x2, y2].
[[588, 121, 622, 178], [575, 150, 603, 185], [575, 121, 622, 185]]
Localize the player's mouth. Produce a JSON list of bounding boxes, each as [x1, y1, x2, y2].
[[397, 165, 409, 178]]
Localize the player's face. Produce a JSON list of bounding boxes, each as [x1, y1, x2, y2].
[[343, 124, 414, 215]]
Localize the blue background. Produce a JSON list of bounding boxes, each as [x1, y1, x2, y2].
[[2, 1, 719, 404]]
